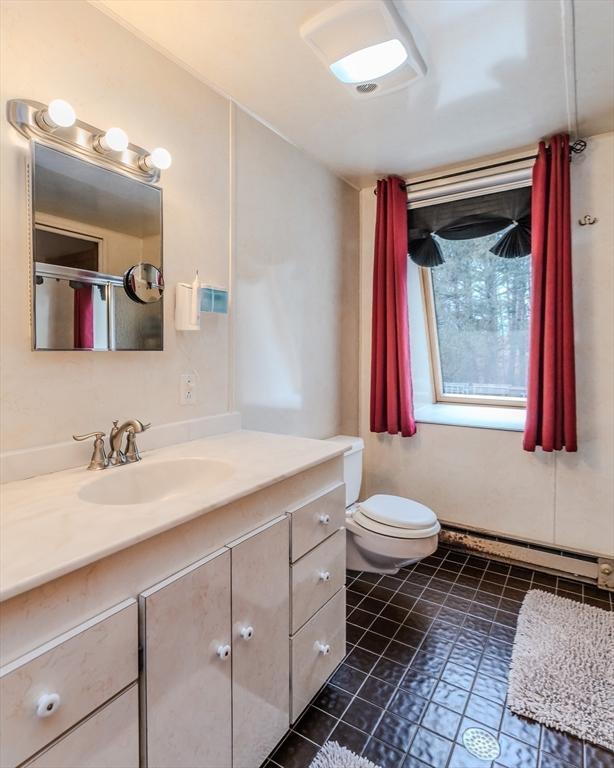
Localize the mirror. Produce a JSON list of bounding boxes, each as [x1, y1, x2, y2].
[[124, 263, 164, 304], [31, 143, 163, 351]]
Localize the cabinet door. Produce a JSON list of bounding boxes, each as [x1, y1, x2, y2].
[[23, 685, 139, 768], [0, 598, 137, 768], [290, 588, 345, 722], [229, 516, 290, 768], [140, 548, 232, 768]]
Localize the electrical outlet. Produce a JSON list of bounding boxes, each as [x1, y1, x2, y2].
[[180, 373, 196, 405]]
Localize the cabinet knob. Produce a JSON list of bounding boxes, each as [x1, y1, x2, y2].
[[239, 626, 254, 640], [318, 514, 330, 525], [315, 641, 331, 656], [216, 644, 231, 660], [318, 571, 331, 582], [36, 693, 61, 718]]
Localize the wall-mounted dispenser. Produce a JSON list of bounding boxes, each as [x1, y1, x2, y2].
[[200, 286, 229, 314], [175, 273, 201, 331], [175, 275, 228, 331]]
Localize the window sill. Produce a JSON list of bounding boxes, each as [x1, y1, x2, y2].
[[414, 403, 526, 432]]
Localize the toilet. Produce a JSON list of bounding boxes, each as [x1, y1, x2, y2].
[[328, 435, 440, 575]]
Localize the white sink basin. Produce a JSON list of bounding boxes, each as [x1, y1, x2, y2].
[[78, 458, 234, 506]]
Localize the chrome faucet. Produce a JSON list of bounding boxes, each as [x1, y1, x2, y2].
[[109, 419, 151, 466], [73, 419, 151, 470]]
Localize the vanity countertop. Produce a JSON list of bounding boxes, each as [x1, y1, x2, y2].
[[0, 430, 344, 602]]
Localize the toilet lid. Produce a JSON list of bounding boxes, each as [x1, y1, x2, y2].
[[358, 494, 437, 531]]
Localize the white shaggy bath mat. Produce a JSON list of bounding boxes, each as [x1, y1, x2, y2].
[[507, 589, 614, 751], [309, 741, 381, 768]]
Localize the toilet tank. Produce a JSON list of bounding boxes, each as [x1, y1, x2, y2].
[[327, 435, 364, 507]]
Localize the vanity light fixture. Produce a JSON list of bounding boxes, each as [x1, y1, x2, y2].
[[139, 147, 172, 171], [95, 127, 129, 153], [35, 98, 76, 130], [7, 98, 168, 183]]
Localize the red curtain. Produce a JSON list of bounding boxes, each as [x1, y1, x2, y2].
[[524, 134, 577, 452], [370, 176, 416, 437], [74, 285, 94, 349]]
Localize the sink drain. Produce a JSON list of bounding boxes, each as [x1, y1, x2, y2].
[[462, 727, 501, 761]]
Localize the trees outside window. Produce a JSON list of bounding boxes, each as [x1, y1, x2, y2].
[[417, 187, 531, 406]]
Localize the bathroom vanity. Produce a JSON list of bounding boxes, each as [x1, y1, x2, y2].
[[0, 431, 347, 768]]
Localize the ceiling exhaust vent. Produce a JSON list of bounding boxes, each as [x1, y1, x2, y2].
[[356, 83, 378, 94], [300, 0, 426, 99]]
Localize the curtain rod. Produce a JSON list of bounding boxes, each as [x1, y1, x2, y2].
[[403, 155, 537, 189], [374, 139, 587, 194]]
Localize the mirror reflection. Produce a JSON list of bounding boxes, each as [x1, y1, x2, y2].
[[32, 143, 163, 351], [124, 263, 164, 304]]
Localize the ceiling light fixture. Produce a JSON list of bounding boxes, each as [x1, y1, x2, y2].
[[95, 127, 129, 153], [330, 39, 408, 84], [36, 98, 76, 130], [301, 0, 426, 98]]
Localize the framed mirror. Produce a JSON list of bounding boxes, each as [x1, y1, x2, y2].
[[31, 143, 163, 351]]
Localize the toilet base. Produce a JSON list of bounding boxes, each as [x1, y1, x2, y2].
[[345, 518, 439, 575]]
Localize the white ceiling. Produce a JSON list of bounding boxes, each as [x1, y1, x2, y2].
[[94, 0, 614, 188]]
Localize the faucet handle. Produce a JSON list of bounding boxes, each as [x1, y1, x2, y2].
[[124, 421, 151, 463], [73, 431, 105, 442], [72, 431, 108, 471]]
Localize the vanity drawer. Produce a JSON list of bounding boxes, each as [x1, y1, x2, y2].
[[22, 684, 139, 768], [0, 599, 138, 768], [290, 588, 345, 723], [290, 483, 345, 562], [291, 528, 346, 633]]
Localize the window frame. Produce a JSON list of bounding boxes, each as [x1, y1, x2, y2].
[[414, 180, 531, 410], [34, 222, 105, 272]]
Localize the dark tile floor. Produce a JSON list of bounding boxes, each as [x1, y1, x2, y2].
[[263, 545, 613, 768]]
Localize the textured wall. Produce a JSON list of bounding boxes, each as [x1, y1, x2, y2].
[[234, 110, 359, 438]]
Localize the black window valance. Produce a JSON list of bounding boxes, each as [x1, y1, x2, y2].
[[408, 186, 531, 267]]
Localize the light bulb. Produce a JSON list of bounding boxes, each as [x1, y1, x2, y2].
[[150, 147, 172, 170], [38, 99, 76, 130], [96, 127, 129, 153], [142, 147, 172, 171], [330, 39, 408, 84]]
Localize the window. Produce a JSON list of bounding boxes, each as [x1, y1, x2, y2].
[[35, 225, 101, 271], [411, 185, 531, 407]]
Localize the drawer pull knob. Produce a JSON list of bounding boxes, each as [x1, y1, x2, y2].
[[36, 693, 61, 718], [216, 644, 231, 659], [315, 641, 331, 655], [318, 571, 331, 582], [319, 514, 330, 525], [240, 626, 254, 640]]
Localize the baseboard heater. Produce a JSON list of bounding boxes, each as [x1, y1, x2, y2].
[[439, 524, 613, 592]]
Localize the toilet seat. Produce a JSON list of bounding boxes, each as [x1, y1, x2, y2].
[[352, 494, 440, 539]]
